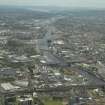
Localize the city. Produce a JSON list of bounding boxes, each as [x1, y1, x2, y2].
[[0, 5, 105, 105]]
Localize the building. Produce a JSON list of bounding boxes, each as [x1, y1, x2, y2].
[[0, 68, 16, 79], [1, 94, 16, 105], [1, 83, 20, 91], [17, 95, 33, 105]]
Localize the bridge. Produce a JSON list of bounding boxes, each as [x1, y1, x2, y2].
[[1, 83, 105, 96]]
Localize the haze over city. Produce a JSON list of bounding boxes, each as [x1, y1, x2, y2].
[[0, 0, 105, 8]]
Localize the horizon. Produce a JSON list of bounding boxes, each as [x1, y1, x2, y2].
[[0, 0, 105, 9], [0, 5, 105, 11]]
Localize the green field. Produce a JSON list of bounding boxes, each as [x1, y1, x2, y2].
[[43, 97, 63, 105]]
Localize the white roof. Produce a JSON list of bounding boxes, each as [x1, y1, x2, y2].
[[64, 77, 72, 81], [1, 83, 20, 91], [40, 60, 46, 64], [14, 81, 28, 87], [17, 95, 33, 102], [54, 72, 61, 76], [30, 55, 40, 58], [18, 97, 32, 102], [53, 40, 64, 45]]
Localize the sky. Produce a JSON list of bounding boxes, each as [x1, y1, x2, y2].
[[0, 0, 105, 8]]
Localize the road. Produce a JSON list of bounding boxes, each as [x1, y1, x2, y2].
[[96, 61, 105, 80], [36, 17, 105, 87]]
